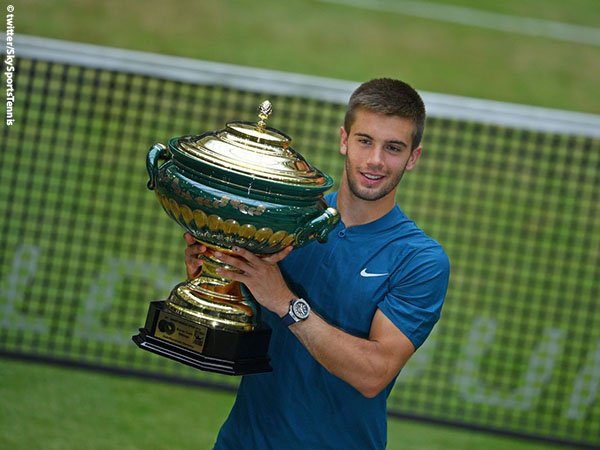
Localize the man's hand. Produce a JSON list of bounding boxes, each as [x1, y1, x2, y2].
[[184, 232, 207, 279], [214, 246, 294, 318]]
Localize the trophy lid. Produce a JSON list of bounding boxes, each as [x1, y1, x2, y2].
[[169, 101, 333, 195]]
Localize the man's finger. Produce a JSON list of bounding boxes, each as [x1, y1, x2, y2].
[[262, 246, 294, 264], [215, 251, 254, 274], [186, 259, 203, 280], [185, 245, 205, 259], [230, 246, 262, 264], [215, 267, 247, 283]]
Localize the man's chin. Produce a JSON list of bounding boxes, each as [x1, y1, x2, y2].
[[350, 186, 390, 202]]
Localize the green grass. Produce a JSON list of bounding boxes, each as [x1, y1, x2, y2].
[[0, 358, 574, 450], [15, 0, 600, 114]]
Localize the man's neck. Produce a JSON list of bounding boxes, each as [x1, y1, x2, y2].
[[336, 179, 395, 228]]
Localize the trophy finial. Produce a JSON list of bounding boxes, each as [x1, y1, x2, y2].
[[256, 100, 273, 132]]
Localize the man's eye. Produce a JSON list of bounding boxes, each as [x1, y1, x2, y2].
[[387, 146, 401, 153]]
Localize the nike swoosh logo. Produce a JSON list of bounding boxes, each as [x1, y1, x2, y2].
[[360, 268, 389, 278]]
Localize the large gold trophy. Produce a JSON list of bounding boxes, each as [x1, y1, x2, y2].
[[133, 101, 339, 375]]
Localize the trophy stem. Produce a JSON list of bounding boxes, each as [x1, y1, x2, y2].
[[164, 246, 260, 332]]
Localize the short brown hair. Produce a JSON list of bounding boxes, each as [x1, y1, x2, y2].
[[344, 78, 426, 150]]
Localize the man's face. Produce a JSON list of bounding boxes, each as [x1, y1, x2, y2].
[[340, 108, 421, 202]]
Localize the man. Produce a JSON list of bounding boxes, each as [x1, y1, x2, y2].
[[185, 78, 450, 449]]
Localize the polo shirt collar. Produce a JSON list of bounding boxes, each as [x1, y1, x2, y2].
[[327, 192, 407, 235]]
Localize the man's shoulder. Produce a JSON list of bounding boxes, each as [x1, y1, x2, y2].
[[389, 212, 449, 270]]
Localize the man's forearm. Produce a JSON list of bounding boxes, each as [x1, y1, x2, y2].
[[287, 310, 413, 398]]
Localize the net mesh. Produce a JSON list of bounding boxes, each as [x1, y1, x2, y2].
[[1, 55, 599, 447]]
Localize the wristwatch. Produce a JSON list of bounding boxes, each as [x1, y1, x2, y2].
[[281, 298, 311, 327]]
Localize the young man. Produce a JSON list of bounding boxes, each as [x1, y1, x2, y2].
[[185, 78, 450, 449]]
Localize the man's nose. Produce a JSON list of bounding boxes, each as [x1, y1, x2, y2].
[[366, 147, 384, 167]]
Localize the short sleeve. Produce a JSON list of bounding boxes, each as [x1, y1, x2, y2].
[[378, 245, 450, 349]]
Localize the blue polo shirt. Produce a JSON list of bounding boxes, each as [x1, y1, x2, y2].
[[214, 192, 449, 450]]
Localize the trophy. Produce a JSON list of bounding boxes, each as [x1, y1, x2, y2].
[[132, 101, 339, 375]]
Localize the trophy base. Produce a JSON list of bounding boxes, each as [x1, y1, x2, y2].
[[132, 301, 272, 375]]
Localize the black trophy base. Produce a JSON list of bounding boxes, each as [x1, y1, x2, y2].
[[132, 300, 272, 375]]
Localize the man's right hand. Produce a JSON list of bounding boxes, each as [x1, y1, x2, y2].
[[184, 232, 207, 279]]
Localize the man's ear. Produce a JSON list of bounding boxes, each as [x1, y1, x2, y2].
[[340, 126, 348, 155], [405, 146, 422, 171]]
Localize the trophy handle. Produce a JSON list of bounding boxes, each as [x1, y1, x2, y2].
[[295, 207, 339, 246], [147, 143, 170, 190]]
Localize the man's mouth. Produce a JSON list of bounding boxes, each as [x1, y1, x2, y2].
[[361, 172, 384, 181]]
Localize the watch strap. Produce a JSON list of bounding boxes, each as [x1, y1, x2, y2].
[[281, 311, 298, 327]]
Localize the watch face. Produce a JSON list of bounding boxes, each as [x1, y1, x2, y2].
[[292, 299, 310, 320]]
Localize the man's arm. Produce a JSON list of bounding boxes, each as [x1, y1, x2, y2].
[[289, 308, 414, 398], [211, 245, 415, 398]]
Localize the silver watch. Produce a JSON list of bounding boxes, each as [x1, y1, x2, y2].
[[281, 298, 310, 326]]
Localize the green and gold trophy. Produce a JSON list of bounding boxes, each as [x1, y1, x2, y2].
[[133, 101, 339, 375]]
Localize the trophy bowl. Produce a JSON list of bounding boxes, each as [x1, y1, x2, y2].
[[133, 101, 339, 375]]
